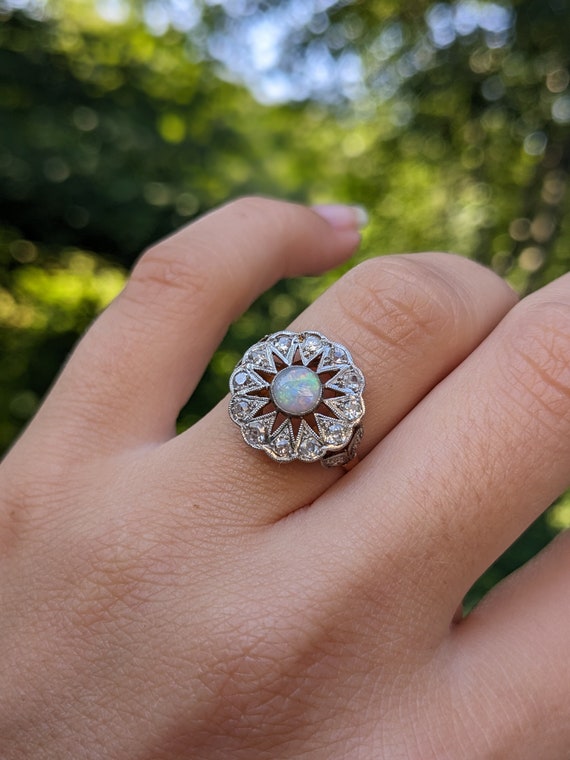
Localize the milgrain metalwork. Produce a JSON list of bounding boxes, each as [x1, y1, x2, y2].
[[229, 331, 365, 467]]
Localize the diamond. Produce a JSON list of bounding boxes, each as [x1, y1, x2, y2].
[[230, 368, 267, 394], [229, 396, 268, 422], [232, 398, 251, 419], [274, 434, 292, 456], [332, 346, 348, 364], [315, 414, 352, 446], [298, 437, 322, 460], [318, 343, 350, 371], [298, 332, 324, 364], [326, 395, 363, 422], [243, 425, 266, 446], [296, 421, 323, 461], [245, 344, 276, 372], [269, 422, 295, 459], [269, 333, 295, 362], [328, 367, 365, 394], [242, 413, 276, 447]]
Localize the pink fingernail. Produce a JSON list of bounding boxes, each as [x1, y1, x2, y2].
[[312, 204, 369, 231]]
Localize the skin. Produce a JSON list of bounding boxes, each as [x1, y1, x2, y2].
[[1, 197, 569, 759]]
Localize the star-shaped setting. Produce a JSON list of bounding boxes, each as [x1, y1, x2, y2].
[[229, 331, 365, 464]]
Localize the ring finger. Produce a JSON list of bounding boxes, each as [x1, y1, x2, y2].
[[162, 252, 517, 524]]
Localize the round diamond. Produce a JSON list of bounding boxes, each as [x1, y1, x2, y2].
[[231, 398, 252, 420], [304, 334, 322, 351], [243, 422, 268, 446], [270, 334, 294, 358], [318, 344, 349, 370], [316, 414, 352, 446], [276, 337, 290, 352], [299, 333, 323, 362], [323, 421, 347, 445], [246, 345, 274, 371], [334, 368, 364, 392], [338, 396, 362, 421], [298, 435, 322, 460], [230, 396, 267, 422], [271, 366, 322, 416], [272, 433, 293, 458], [331, 346, 348, 365]]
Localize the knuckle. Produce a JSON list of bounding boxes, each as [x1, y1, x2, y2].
[[224, 195, 296, 224], [335, 256, 469, 356], [221, 195, 304, 245], [119, 196, 310, 323], [122, 241, 211, 317], [503, 299, 570, 419], [220, 195, 278, 233], [223, 195, 274, 218]]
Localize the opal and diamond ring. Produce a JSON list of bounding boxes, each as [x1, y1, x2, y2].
[[229, 331, 365, 467]]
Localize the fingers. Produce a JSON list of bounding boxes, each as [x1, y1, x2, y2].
[[21, 199, 362, 453], [316, 272, 570, 622], [448, 530, 570, 758], [160, 253, 516, 525]]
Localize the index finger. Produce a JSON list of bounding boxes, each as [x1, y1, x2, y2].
[[17, 198, 362, 455]]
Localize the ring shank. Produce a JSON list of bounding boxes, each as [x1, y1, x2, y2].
[[321, 424, 363, 469]]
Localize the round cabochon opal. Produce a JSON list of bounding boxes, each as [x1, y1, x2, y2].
[[270, 365, 322, 416]]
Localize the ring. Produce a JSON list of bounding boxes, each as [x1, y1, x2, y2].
[[229, 331, 365, 467]]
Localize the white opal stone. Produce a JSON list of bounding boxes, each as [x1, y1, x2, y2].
[[271, 366, 322, 416]]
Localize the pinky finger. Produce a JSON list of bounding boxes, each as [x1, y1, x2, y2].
[[450, 530, 570, 759]]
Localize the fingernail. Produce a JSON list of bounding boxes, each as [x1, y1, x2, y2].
[[312, 204, 369, 231]]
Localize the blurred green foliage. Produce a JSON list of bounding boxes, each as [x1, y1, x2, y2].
[[1, 0, 569, 607]]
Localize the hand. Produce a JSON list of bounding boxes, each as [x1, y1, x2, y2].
[[1, 198, 569, 759]]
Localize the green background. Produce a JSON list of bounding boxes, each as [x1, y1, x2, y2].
[[1, 0, 569, 609]]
